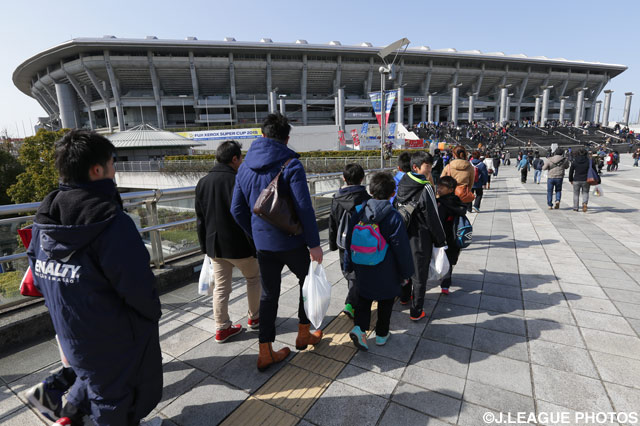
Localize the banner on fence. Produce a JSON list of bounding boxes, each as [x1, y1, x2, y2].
[[177, 128, 261, 141]]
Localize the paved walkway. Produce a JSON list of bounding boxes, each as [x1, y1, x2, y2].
[[1, 154, 639, 426]]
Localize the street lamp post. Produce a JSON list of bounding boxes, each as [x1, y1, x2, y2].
[[376, 37, 410, 168]]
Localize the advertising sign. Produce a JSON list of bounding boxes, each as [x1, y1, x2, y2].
[[405, 139, 425, 148], [178, 128, 261, 141], [368, 90, 398, 127]]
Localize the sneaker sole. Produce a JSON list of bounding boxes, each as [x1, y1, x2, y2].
[[349, 332, 368, 351], [26, 390, 57, 421], [342, 310, 354, 319], [410, 314, 426, 322], [248, 323, 259, 330], [215, 328, 243, 343]]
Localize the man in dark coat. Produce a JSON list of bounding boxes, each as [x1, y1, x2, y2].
[[26, 130, 162, 425], [231, 113, 323, 371], [196, 140, 260, 343]]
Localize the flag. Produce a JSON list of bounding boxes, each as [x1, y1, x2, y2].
[[369, 90, 397, 127]]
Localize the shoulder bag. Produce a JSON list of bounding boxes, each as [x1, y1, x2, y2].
[[253, 158, 303, 236]]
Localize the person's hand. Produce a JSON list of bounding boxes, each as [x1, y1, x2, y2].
[[309, 246, 323, 264]]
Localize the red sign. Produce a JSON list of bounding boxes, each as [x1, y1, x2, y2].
[[405, 139, 425, 148]]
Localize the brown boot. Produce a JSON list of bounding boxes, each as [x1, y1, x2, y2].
[[295, 323, 323, 350], [582, 203, 588, 212], [257, 342, 290, 372]]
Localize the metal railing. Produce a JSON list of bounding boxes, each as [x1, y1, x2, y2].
[[116, 157, 399, 173], [596, 130, 624, 142], [0, 167, 392, 311], [553, 131, 580, 143]]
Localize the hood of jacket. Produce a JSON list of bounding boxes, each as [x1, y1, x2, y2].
[[34, 179, 122, 261], [449, 158, 473, 172], [470, 158, 483, 166], [334, 185, 370, 211], [243, 137, 300, 172], [573, 155, 589, 166], [438, 193, 468, 216], [548, 154, 565, 165], [395, 172, 427, 204], [361, 199, 393, 223]]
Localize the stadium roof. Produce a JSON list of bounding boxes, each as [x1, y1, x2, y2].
[[107, 124, 204, 149], [13, 37, 627, 96]]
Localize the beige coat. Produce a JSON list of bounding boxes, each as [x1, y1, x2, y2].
[[441, 159, 475, 189]]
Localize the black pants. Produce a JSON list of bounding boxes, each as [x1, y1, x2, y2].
[[339, 249, 358, 306], [441, 264, 454, 289], [472, 188, 484, 209], [257, 246, 311, 343], [520, 168, 528, 183], [354, 295, 395, 337]]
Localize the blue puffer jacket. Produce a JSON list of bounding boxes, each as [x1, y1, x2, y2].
[[470, 158, 489, 189], [27, 180, 162, 425], [231, 137, 320, 251], [343, 199, 415, 300]]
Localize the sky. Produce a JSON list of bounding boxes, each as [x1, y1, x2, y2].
[[1, 0, 639, 138]]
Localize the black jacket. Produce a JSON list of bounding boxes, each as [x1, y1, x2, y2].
[[569, 155, 600, 183], [196, 162, 255, 259], [28, 180, 162, 424], [395, 173, 446, 284], [437, 193, 468, 266], [328, 185, 371, 252]]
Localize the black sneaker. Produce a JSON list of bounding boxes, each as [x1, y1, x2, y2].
[[26, 382, 62, 421]]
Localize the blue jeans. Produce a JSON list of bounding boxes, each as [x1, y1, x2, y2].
[[547, 178, 563, 206], [534, 169, 542, 183]]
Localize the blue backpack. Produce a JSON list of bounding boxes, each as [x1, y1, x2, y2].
[[453, 215, 473, 249], [350, 204, 389, 266]]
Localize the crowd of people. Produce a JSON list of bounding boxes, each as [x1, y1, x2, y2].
[[19, 112, 638, 425]]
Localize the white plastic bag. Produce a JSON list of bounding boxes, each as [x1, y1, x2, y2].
[[428, 246, 450, 282], [593, 185, 604, 197], [302, 261, 332, 329], [198, 256, 213, 295]]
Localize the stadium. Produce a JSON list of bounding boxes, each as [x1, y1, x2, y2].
[[13, 36, 628, 133]]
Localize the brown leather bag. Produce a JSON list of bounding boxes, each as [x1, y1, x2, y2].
[[252, 158, 303, 236]]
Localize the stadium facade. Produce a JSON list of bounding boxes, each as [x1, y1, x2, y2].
[[13, 36, 628, 132]]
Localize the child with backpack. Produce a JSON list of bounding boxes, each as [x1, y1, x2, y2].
[[395, 152, 447, 321], [328, 164, 371, 319], [436, 176, 470, 294], [344, 172, 414, 350]]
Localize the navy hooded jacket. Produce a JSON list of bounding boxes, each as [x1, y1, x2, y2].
[[470, 158, 489, 189], [343, 199, 414, 300], [27, 179, 162, 425], [231, 137, 320, 252]]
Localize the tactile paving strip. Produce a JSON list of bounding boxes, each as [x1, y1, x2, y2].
[[220, 304, 378, 425]]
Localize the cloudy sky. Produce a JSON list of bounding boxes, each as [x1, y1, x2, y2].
[[1, 0, 638, 137]]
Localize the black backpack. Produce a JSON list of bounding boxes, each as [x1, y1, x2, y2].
[[336, 208, 351, 250], [395, 199, 418, 229]]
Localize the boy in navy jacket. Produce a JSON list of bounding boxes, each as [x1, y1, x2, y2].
[[328, 164, 371, 318], [344, 172, 414, 350]]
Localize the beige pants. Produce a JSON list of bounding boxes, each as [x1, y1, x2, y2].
[[210, 256, 261, 331]]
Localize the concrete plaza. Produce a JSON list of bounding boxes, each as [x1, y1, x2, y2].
[[1, 154, 639, 426]]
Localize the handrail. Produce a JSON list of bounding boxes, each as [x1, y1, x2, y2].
[[596, 129, 624, 141], [553, 131, 580, 143], [533, 127, 549, 136]]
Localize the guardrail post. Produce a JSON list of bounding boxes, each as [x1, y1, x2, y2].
[[310, 180, 317, 211], [146, 197, 165, 269]]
